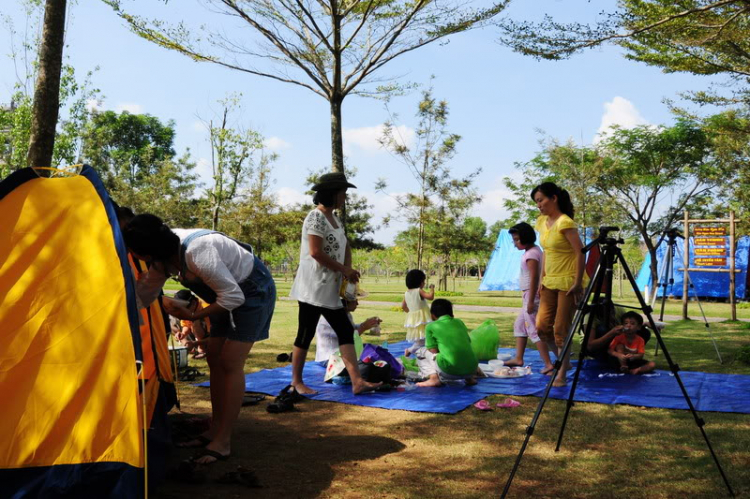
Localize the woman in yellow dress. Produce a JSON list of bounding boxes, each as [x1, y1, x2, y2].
[[532, 182, 587, 387]]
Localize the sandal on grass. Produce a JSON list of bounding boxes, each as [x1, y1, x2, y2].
[[176, 434, 211, 448], [473, 400, 493, 411], [189, 448, 230, 465]]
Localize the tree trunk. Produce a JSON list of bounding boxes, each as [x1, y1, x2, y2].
[[645, 236, 659, 296], [212, 204, 220, 231], [26, 0, 67, 171], [330, 94, 348, 230]]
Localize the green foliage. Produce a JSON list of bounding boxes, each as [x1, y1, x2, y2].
[[378, 87, 481, 274], [435, 291, 463, 297], [737, 345, 750, 365]]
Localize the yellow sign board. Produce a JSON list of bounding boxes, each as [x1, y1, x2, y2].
[[695, 247, 726, 256], [695, 257, 727, 266], [694, 226, 726, 236], [694, 237, 726, 246]]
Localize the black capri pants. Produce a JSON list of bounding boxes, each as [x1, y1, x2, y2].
[[294, 301, 355, 349]]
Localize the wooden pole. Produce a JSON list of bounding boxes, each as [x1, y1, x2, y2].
[[730, 211, 737, 321], [682, 211, 689, 320]]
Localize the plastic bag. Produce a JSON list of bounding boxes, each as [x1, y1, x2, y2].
[[470, 319, 499, 361], [360, 344, 404, 378]]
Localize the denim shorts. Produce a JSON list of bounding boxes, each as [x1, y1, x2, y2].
[[209, 256, 276, 343]]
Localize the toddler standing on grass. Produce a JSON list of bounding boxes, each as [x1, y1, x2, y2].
[[402, 269, 434, 348], [504, 222, 554, 374]]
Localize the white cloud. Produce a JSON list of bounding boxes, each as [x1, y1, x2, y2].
[[472, 178, 513, 228], [276, 186, 308, 207], [343, 124, 414, 154], [264, 136, 291, 151], [595, 96, 649, 142], [85, 99, 101, 113], [114, 102, 144, 114]]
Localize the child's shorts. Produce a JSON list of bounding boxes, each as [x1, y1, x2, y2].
[[413, 347, 469, 381], [514, 290, 540, 343]]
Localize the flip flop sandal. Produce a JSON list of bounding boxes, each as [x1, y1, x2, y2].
[[176, 434, 211, 448], [242, 394, 266, 406], [266, 397, 294, 413], [473, 400, 493, 411], [279, 384, 306, 403], [189, 448, 230, 465], [496, 398, 521, 409]]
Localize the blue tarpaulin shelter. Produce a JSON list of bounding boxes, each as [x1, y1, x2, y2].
[[480, 228, 596, 292], [479, 229, 526, 291], [635, 236, 750, 299]]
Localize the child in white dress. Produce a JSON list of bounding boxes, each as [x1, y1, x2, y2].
[[402, 269, 434, 346]]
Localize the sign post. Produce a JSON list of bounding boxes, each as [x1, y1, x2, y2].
[[681, 212, 741, 321]]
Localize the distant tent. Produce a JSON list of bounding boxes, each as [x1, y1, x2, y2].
[[480, 227, 598, 292], [635, 236, 750, 299], [0, 166, 145, 498]]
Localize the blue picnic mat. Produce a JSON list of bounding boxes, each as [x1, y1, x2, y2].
[[197, 341, 750, 414]]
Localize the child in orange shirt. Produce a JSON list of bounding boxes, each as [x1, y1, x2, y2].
[[607, 312, 656, 375]]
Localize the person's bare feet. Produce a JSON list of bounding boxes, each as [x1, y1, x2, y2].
[[352, 380, 382, 395], [619, 365, 629, 373], [464, 376, 477, 386], [552, 377, 568, 387], [416, 374, 443, 387], [540, 364, 555, 375], [504, 358, 524, 367], [292, 383, 317, 395]]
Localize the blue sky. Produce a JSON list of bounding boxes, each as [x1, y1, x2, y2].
[[0, 0, 726, 244]]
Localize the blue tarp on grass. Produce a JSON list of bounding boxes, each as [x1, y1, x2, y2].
[[198, 341, 750, 415]]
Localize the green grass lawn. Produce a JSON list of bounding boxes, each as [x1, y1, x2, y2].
[[263, 275, 750, 320], [166, 292, 750, 498]]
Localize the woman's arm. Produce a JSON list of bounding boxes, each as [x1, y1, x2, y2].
[[562, 228, 585, 296], [538, 252, 546, 294], [135, 262, 169, 309], [309, 234, 359, 282], [527, 259, 540, 313]]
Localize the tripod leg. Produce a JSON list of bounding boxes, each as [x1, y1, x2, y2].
[[683, 270, 723, 364], [555, 254, 609, 452], [502, 251, 607, 498], [619, 253, 735, 497]]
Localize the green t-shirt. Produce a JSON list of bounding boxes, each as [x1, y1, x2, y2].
[[425, 315, 478, 376]]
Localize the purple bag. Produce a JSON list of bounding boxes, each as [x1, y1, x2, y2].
[[360, 344, 404, 378]]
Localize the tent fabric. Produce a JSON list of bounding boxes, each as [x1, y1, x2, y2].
[[208, 341, 750, 415], [635, 237, 749, 299], [479, 229, 524, 291], [480, 228, 598, 292], [0, 166, 144, 498]]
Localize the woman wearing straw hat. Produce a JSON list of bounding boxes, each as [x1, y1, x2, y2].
[[289, 172, 381, 395]]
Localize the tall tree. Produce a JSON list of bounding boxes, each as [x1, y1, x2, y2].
[[79, 110, 200, 226], [103, 0, 509, 176], [378, 88, 477, 268], [203, 96, 265, 230], [26, 0, 67, 171], [596, 120, 720, 286]]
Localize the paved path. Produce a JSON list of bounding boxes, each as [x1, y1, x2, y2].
[[280, 297, 746, 323]]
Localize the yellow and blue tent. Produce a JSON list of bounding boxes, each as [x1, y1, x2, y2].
[[0, 166, 145, 498]]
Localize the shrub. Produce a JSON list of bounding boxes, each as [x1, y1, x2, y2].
[[435, 291, 464, 297], [737, 345, 750, 365]]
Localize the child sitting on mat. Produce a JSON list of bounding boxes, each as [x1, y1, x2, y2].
[[410, 299, 479, 387], [607, 312, 656, 375]]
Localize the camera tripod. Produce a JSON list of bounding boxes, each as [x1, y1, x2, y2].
[[652, 228, 722, 363], [501, 227, 734, 498]]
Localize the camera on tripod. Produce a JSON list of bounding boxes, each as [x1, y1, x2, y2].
[[664, 227, 684, 241]]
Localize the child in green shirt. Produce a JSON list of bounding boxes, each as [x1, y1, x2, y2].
[[408, 299, 479, 387]]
